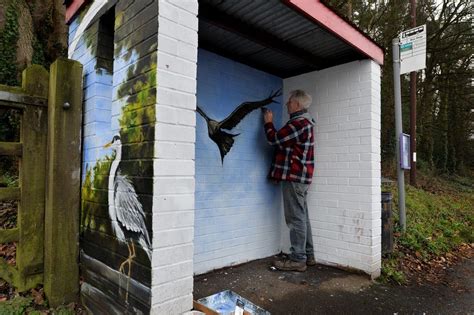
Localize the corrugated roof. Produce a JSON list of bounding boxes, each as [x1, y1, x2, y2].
[[65, 0, 383, 77], [199, 0, 379, 78]]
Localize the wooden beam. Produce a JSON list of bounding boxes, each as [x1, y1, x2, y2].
[[0, 228, 19, 243], [0, 187, 20, 201], [199, 3, 326, 70], [193, 300, 219, 315], [44, 58, 83, 307], [0, 91, 47, 107], [0, 259, 18, 284], [0, 100, 26, 110], [0, 258, 40, 292], [21, 65, 49, 98], [16, 64, 48, 289], [0, 142, 22, 156], [0, 258, 43, 292]]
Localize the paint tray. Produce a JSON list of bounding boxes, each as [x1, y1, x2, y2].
[[194, 290, 270, 315]]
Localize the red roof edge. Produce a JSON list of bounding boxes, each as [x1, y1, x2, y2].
[[284, 0, 384, 65], [66, 0, 88, 24]]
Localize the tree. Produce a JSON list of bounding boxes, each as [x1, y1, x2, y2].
[[422, 1, 473, 172], [0, 0, 67, 178], [325, 0, 473, 175], [0, 0, 67, 85]]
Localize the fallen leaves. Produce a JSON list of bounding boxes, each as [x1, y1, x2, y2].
[[0, 284, 88, 314], [0, 201, 17, 229], [31, 287, 45, 306], [399, 243, 473, 285], [0, 242, 17, 266], [0, 201, 17, 266]]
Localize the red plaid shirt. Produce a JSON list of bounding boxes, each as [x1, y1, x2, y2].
[[265, 111, 315, 184]]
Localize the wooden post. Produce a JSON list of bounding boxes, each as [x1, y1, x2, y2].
[[22, 65, 50, 97], [44, 58, 83, 306], [17, 65, 49, 290]]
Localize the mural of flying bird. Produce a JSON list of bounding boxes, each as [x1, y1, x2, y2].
[[197, 89, 282, 162]]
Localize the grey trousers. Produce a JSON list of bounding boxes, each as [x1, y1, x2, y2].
[[282, 181, 314, 262]]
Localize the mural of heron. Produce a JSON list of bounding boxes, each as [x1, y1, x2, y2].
[[104, 134, 151, 301], [197, 89, 282, 162]]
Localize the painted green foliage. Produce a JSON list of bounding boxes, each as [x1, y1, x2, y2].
[[81, 65, 156, 235], [79, 1, 157, 237], [81, 156, 113, 234], [119, 64, 157, 142]]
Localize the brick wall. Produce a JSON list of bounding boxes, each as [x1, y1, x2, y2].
[[71, 0, 158, 313], [71, 1, 383, 312], [283, 60, 382, 277], [194, 49, 283, 275], [151, 1, 199, 313], [71, 9, 114, 177]]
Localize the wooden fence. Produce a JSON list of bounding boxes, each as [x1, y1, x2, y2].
[[0, 59, 83, 306]]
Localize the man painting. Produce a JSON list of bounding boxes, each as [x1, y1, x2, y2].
[[263, 89, 316, 272]]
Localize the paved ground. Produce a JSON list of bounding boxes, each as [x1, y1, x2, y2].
[[194, 255, 473, 314]]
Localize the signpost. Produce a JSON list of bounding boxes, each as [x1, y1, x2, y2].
[[400, 25, 426, 75], [393, 25, 426, 231]]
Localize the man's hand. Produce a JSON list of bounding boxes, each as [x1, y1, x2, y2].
[[263, 109, 273, 124]]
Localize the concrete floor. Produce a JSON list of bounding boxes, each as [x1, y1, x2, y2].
[[193, 254, 474, 314]]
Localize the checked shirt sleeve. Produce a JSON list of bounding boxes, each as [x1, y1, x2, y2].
[[264, 121, 302, 149]]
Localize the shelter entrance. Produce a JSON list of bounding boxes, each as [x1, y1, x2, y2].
[[194, 0, 384, 278]]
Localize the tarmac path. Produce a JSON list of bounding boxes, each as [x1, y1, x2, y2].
[[194, 255, 473, 314]]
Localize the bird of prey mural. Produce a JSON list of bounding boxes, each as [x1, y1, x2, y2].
[[197, 89, 282, 162], [104, 135, 151, 302]]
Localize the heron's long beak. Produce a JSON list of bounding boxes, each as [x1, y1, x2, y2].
[[104, 142, 112, 148]]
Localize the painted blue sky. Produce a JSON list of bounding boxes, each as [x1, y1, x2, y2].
[[194, 49, 284, 270]]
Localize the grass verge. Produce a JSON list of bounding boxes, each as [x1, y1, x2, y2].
[[379, 172, 474, 284]]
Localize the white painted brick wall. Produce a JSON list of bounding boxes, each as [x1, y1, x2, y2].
[[193, 49, 282, 276], [151, 0, 198, 313], [283, 60, 382, 278]]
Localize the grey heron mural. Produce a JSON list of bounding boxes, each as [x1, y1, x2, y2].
[[75, 1, 157, 312], [104, 134, 152, 301], [197, 89, 282, 162]]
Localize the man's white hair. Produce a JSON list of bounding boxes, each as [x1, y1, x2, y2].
[[290, 90, 312, 109]]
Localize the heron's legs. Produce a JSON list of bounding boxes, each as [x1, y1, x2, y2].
[[118, 241, 136, 303]]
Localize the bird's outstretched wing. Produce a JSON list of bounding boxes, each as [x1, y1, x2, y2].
[[196, 106, 209, 121], [114, 172, 151, 246], [219, 89, 282, 130]]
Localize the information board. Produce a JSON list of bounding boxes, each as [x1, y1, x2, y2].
[[400, 133, 411, 170], [399, 25, 426, 74]]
